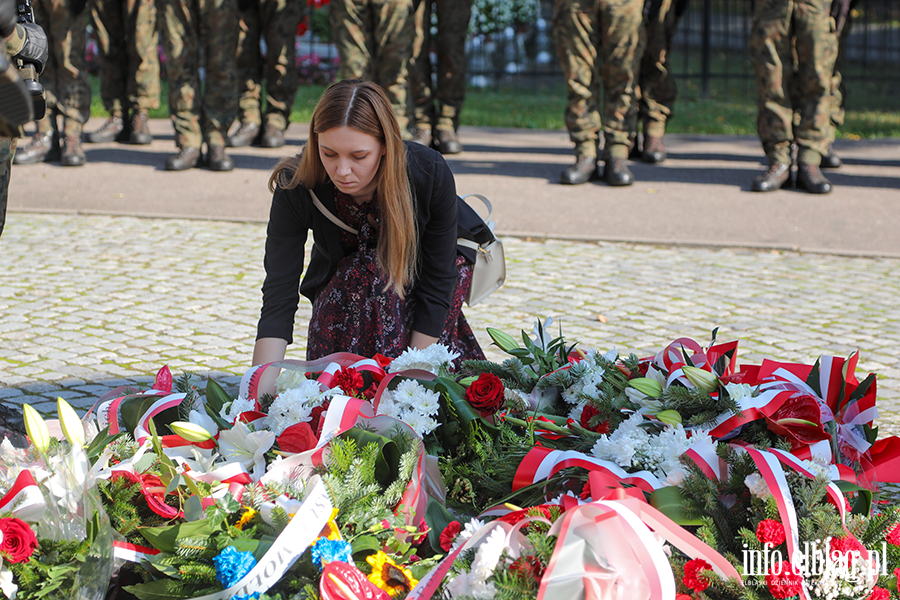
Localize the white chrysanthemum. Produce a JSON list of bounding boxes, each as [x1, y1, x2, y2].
[[591, 413, 703, 479], [413, 387, 441, 416], [724, 382, 755, 402], [504, 387, 529, 412], [265, 379, 330, 435], [568, 402, 585, 423], [744, 473, 770, 500], [220, 395, 256, 423], [402, 411, 439, 437], [803, 457, 832, 481], [274, 369, 311, 394], [388, 344, 459, 374], [451, 518, 485, 551], [376, 393, 399, 418], [471, 527, 507, 582]]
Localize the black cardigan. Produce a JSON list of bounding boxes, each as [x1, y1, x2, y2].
[[256, 142, 461, 345]]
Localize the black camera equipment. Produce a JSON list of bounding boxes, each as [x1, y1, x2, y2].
[[15, 0, 44, 120]]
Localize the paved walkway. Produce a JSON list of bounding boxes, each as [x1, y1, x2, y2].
[[2, 120, 900, 436]]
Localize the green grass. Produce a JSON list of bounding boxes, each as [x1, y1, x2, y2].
[[89, 75, 900, 139]]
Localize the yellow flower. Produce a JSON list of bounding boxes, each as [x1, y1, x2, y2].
[[236, 507, 257, 530], [366, 551, 417, 597], [319, 508, 342, 541]]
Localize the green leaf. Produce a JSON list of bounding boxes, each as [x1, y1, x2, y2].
[[350, 534, 382, 556], [424, 496, 457, 553], [339, 428, 400, 488], [183, 494, 204, 522], [231, 537, 270, 561], [204, 401, 233, 431], [124, 580, 204, 600], [834, 480, 873, 516], [650, 486, 704, 526], [84, 426, 123, 464], [138, 519, 218, 553], [205, 378, 231, 413], [486, 327, 520, 353]]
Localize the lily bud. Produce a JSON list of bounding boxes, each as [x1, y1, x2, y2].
[[629, 377, 663, 398], [486, 327, 520, 353], [170, 421, 213, 443], [22, 404, 50, 451], [682, 366, 719, 394], [57, 397, 85, 447], [656, 410, 683, 427]]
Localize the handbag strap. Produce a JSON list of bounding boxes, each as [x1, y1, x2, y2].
[[309, 189, 359, 235], [458, 193, 495, 251]]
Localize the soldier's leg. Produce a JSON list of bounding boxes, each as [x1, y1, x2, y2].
[[89, 0, 126, 118], [597, 0, 642, 162], [0, 137, 15, 237], [234, 0, 262, 127], [127, 0, 161, 116], [46, 0, 90, 165], [158, 0, 203, 150], [409, 0, 435, 138], [639, 0, 679, 140], [259, 0, 302, 135], [330, 0, 374, 81], [749, 0, 793, 167], [553, 0, 601, 160], [821, 8, 850, 167], [199, 0, 239, 168], [17, 0, 58, 164], [372, 0, 414, 134], [792, 0, 834, 167], [433, 0, 471, 134]]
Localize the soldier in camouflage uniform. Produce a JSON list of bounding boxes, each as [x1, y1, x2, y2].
[[330, 0, 415, 136], [633, 0, 687, 164], [227, 0, 303, 149], [553, 0, 643, 187], [749, 0, 843, 194], [157, 0, 239, 171], [819, 0, 857, 169], [84, 0, 160, 146], [408, 0, 472, 154], [14, 0, 90, 167]]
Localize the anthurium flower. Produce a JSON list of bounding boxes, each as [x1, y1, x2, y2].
[[764, 393, 831, 447], [217, 421, 275, 481]]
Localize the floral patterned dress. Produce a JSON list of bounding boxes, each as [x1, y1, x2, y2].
[[306, 188, 485, 363]]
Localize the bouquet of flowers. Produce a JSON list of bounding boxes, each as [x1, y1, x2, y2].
[[0, 400, 115, 600]]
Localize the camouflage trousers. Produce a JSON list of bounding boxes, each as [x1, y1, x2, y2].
[[90, 0, 160, 116], [634, 0, 684, 138], [409, 0, 472, 133], [31, 0, 91, 138], [553, 0, 643, 159], [157, 0, 239, 148], [750, 0, 837, 166], [235, 0, 303, 131], [0, 137, 15, 237], [331, 0, 415, 134]]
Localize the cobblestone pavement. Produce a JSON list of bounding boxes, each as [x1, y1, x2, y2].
[[2, 213, 900, 436]]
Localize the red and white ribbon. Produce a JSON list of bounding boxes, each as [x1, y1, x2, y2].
[[113, 541, 161, 563], [0, 470, 46, 521], [513, 446, 664, 494]]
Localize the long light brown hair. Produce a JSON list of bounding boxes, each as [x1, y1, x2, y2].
[[269, 80, 417, 296]]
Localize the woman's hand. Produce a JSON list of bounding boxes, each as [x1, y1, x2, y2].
[[409, 331, 439, 350], [251, 338, 288, 398]]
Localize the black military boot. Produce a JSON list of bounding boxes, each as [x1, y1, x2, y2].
[[60, 134, 86, 166], [165, 146, 201, 171], [86, 114, 125, 143], [227, 122, 260, 148], [642, 136, 667, 163], [13, 131, 53, 164], [559, 155, 597, 185], [796, 164, 833, 194], [411, 128, 432, 148], [207, 145, 234, 171], [129, 112, 152, 145], [603, 157, 634, 186], [820, 145, 842, 169], [258, 124, 285, 148], [435, 129, 463, 155], [751, 164, 792, 192]]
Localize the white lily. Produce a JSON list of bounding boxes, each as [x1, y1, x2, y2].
[[188, 409, 220, 438], [57, 397, 85, 448], [22, 404, 50, 451], [0, 560, 16, 600], [216, 421, 275, 481], [170, 421, 213, 443]]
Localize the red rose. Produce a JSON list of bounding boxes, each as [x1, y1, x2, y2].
[[579, 404, 610, 434], [764, 393, 831, 448], [0, 517, 38, 563], [682, 558, 712, 592], [869, 587, 890, 600], [765, 560, 802, 599], [887, 524, 900, 546], [755, 519, 786, 547], [465, 373, 505, 415], [439, 521, 461, 552]]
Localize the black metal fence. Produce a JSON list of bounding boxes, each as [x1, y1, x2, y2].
[[298, 0, 900, 108]]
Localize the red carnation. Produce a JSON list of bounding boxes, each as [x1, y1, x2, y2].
[[465, 373, 505, 415], [0, 517, 38, 563], [579, 404, 610, 434], [830, 535, 866, 561], [869, 587, 890, 600], [682, 558, 712, 592], [510, 554, 545, 581], [332, 367, 364, 396], [886, 524, 900, 546], [764, 393, 830, 448], [439, 521, 461, 552], [755, 519, 786, 547], [765, 560, 802, 599]]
